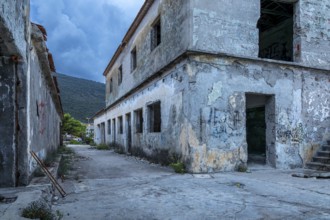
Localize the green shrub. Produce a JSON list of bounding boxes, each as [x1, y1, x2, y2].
[[69, 140, 80, 145], [22, 201, 54, 220], [170, 162, 186, 174], [84, 136, 94, 144], [96, 144, 109, 150]]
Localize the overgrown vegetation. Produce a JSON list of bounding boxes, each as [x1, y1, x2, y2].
[[57, 146, 75, 177], [58, 156, 71, 178], [57, 145, 75, 155], [22, 201, 54, 220], [69, 139, 81, 145], [170, 162, 186, 174], [96, 144, 110, 150]]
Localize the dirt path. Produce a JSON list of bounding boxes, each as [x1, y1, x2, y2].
[[54, 145, 330, 220]]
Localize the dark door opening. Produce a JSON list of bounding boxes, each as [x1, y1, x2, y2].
[[126, 113, 132, 153], [246, 94, 276, 166], [246, 106, 266, 164], [258, 0, 295, 61], [112, 119, 116, 143]]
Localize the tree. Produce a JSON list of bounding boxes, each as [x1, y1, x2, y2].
[[62, 113, 86, 138]]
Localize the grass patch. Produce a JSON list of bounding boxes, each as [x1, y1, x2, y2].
[[58, 156, 71, 177], [170, 162, 186, 174], [96, 144, 110, 150], [237, 163, 248, 172], [22, 201, 54, 220], [57, 145, 75, 155], [69, 140, 81, 145]]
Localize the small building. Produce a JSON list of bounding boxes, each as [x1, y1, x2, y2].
[[0, 1, 63, 187], [94, 0, 330, 172]]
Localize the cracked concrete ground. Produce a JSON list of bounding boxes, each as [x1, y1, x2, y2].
[[54, 145, 330, 220]]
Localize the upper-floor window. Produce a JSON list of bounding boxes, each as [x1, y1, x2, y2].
[[258, 0, 294, 62], [151, 17, 161, 51], [109, 78, 113, 93], [131, 47, 137, 72], [118, 65, 122, 85]]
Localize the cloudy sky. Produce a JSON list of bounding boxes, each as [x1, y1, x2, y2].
[[30, 0, 144, 82]]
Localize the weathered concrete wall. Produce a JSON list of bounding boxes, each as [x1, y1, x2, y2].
[[190, 0, 260, 58], [0, 0, 30, 57], [0, 58, 16, 186], [106, 0, 190, 107], [0, 0, 30, 187], [95, 61, 187, 164], [182, 55, 329, 172], [0, 2, 62, 186], [25, 25, 61, 180], [294, 0, 330, 69]]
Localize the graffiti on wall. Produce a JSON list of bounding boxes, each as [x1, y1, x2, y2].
[[277, 123, 305, 144], [38, 101, 46, 134]]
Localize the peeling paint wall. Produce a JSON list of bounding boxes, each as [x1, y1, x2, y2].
[[190, 0, 260, 57], [184, 55, 329, 171], [0, 58, 16, 186], [0, 1, 62, 187], [295, 0, 330, 69]]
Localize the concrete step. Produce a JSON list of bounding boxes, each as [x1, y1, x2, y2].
[[306, 162, 330, 171], [312, 156, 330, 164], [317, 151, 330, 157], [322, 145, 330, 151]]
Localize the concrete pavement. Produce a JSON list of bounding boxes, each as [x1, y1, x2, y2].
[[54, 145, 330, 220]]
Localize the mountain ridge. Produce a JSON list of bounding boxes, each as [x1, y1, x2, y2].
[[55, 73, 105, 122]]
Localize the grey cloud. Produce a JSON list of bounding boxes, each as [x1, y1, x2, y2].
[[31, 0, 144, 82]]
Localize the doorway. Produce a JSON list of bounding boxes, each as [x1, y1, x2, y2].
[[126, 113, 132, 153], [246, 94, 276, 166]]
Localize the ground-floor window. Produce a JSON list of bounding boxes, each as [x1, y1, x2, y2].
[[134, 108, 143, 133], [148, 101, 161, 133]]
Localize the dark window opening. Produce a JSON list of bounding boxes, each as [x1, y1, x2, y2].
[[36, 101, 39, 117], [110, 78, 113, 93], [107, 119, 111, 135], [131, 47, 137, 72], [118, 116, 123, 134], [258, 0, 294, 61], [134, 108, 143, 133], [151, 18, 161, 51], [148, 101, 161, 133], [118, 66, 122, 85]]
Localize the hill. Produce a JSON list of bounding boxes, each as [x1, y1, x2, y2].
[[55, 73, 105, 123]]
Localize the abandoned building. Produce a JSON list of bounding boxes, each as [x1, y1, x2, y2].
[[0, 0, 63, 187], [93, 0, 330, 173]]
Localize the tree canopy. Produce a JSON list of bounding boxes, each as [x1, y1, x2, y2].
[[62, 113, 86, 137]]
